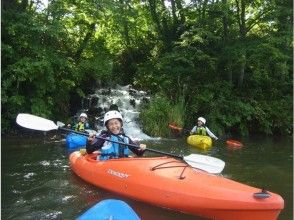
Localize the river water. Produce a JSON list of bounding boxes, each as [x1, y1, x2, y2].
[[1, 135, 292, 220]]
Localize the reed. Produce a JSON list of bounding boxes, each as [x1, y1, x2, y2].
[[140, 94, 186, 137]]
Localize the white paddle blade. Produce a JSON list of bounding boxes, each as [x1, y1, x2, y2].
[[57, 121, 65, 127], [184, 154, 225, 174], [16, 113, 59, 131]]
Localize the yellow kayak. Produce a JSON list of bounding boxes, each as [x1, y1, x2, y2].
[[187, 135, 212, 150]]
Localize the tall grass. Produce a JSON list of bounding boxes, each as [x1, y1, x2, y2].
[[140, 94, 186, 137]]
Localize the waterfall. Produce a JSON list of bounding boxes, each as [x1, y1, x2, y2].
[[80, 85, 153, 140]]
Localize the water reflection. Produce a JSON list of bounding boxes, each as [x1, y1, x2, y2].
[[1, 136, 292, 220]]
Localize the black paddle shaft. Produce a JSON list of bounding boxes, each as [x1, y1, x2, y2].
[[59, 127, 183, 159]]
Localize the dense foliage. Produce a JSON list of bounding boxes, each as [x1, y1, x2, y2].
[[2, 0, 292, 136]]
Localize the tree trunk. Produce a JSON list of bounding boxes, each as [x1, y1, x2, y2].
[[75, 23, 96, 62], [122, 20, 131, 46], [175, 0, 185, 24], [226, 59, 233, 83], [170, 0, 178, 28], [237, 53, 246, 88], [201, 0, 208, 25], [160, 0, 172, 44], [119, 0, 131, 46], [147, 0, 163, 36], [276, 0, 292, 35], [235, 0, 247, 88], [240, 0, 246, 40], [20, 0, 28, 11], [235, 0, 246, 39], [222, 0, 229, 42]]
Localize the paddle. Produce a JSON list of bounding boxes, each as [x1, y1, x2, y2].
[[168, 123, 243, 147], [16, 113, 225, 174]]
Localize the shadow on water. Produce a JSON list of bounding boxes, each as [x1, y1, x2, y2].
[[1, 135, 293, 220]]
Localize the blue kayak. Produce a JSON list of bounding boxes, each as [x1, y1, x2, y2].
[[77, 199, 140, 220], [65, 133, 87, 149]]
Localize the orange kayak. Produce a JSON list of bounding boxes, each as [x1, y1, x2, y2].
[[70, 151, 284, 220], [226, 139, 243, 148]]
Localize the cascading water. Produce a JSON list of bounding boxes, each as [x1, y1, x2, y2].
[[80, 85, 152, 140]]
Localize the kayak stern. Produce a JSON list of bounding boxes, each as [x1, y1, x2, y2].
[[70, 151, 284, 220]]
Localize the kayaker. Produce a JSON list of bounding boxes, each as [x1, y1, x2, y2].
[[86, 110, 146, 160], [67, 113, 90, 132], [190, 117, 218, 140]]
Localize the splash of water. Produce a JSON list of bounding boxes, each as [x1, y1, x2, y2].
[[82, 85, 153, 140]]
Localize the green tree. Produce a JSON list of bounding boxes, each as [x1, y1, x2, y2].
[[1, 0, 292, 136]]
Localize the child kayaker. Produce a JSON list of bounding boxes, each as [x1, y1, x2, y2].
[[190, 117, 218, 140], [67, 113, 90, 132], [86, 110, 146, 160]]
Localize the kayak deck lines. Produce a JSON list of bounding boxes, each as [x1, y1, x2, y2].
[[150, 160, 189, 179]]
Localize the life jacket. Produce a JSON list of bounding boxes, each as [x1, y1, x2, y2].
[[75, 122, 89, 132], [75, 122, 85, 131], [195, 126, 207, 136], [99, 135, 129, 161]]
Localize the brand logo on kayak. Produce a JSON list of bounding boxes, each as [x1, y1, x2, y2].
[[107, 169, 129, 178]]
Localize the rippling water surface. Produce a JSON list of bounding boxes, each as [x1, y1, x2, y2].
[[2, 135, 292, 220]]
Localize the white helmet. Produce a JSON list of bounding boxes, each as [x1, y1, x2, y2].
[[197, 117, 206, 124], [80, 113, 88, 118], [104, 110, 123, 126]]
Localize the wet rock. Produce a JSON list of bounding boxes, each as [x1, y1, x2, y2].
[[130, 99, 136, 108], [109, 104, 119, 111]]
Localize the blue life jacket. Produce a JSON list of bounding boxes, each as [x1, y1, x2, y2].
[[99, 135, 129, 161]]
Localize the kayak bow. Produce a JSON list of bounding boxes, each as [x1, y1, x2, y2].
[[70, 151, 284, 220], [187, 135, 213, 150]]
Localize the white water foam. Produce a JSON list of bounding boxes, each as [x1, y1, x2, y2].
[[83, 85, 159, 141], [24, 173, 35, 179], [39, 160, 50, 166]]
